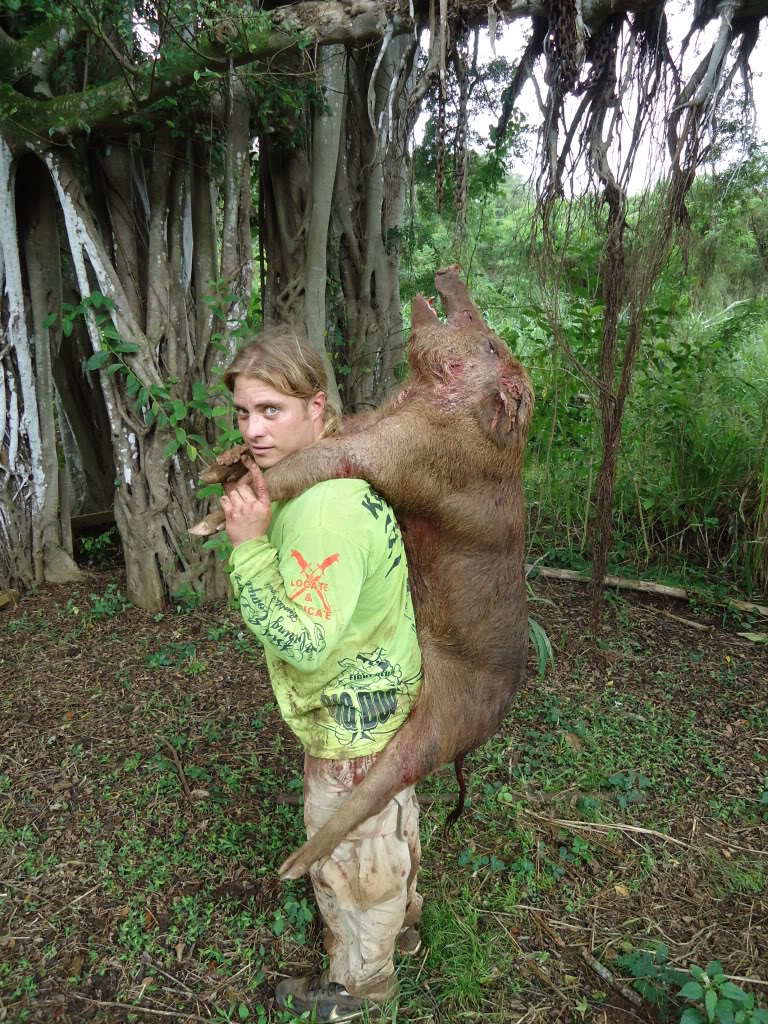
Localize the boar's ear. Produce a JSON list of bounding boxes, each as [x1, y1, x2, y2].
[[434, 266, 483, 326], [411, 294, 440, 327]]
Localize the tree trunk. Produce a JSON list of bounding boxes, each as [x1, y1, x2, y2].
[[305, 45, 346, 385], [588, 195, 626, 634], [1, 76, 253, 608], [260, 37, 415, 411], [259, 47, 343, 406], [332, 35, 414, 410], [52, 302, 116, 516], [48, 136, 243, 609], [0, 137, 81, 589]]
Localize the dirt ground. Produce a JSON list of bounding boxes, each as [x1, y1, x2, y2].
[[1, 566, 766, 1024]]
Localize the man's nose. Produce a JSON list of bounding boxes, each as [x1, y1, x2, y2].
[[244, 414, 266, 440]]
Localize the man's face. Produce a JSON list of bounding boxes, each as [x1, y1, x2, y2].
[[232, 378, 326, 469]]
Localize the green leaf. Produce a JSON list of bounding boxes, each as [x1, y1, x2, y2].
[[163, 439, 181, 459], [193, 381, 208, 401], [176, 427, 187, 444], [186, 443, 197, 462], [690, 966, 707, 983], [706, 962, 724, 979], [202, 534, 225, 550], [107, 362, 125, 376], [718, 984, 748, 1005], [43, 312, 57, 329], [197, 483, 224, 499], [114, 341, 140, 354], [705, 988, 717, 1022], [680, 982, 705, 1000], [680, 1011, 707, 1024], [89, 291, 104, 309], [86, 351, 112, 371], [212, 405, 231, 418], [173, 399, 187, 420], [126, 373, 140, 396], [716, 1006, 735, 1024], [735, 631, 768, 644], [528, 617, 553, 678], [62, 318, 73, 337]]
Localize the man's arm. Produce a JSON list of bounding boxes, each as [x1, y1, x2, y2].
[[230, 530, 366, 673], [223, 463, 367, 671]]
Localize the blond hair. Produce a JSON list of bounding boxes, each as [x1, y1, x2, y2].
[[223, 327, 341, 439]]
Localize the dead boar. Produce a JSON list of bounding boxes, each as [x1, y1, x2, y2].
[[190, 266, 535, 879]]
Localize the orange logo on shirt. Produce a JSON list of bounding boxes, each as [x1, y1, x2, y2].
[[289, 550, 339, 620]]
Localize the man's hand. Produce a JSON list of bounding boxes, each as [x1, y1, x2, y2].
[[219, 462, 272, 548]]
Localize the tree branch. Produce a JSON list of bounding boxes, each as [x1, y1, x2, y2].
[[3, 0, 684, 147], [0, 19, 72, 86]]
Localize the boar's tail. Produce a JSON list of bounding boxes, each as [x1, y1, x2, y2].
[[278, 707, 442, 880], [444, 755, 466, 831]]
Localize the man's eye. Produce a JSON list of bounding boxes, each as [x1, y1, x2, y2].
[[265, 406, 279, 416], [488, 338, 497, 355]]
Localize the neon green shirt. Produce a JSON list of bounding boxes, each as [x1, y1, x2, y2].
[[229, 479, 423, 758]]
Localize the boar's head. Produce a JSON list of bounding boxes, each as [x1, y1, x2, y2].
[[407, 266, 534, 458]]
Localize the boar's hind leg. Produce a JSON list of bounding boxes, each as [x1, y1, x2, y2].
[[278, 645, 470, 879]]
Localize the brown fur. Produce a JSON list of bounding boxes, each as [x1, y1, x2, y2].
[[190, 267, 534, 879]]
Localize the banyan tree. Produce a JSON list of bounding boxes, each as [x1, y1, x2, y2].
[[1, 0, 766, 610]]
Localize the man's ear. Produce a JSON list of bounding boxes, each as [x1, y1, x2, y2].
[[309, 391, 326, 428]]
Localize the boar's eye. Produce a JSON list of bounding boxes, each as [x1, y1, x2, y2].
[[487, 337, 497, 355]]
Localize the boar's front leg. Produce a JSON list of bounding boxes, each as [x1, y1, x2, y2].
[[264, 410, 435, 513]]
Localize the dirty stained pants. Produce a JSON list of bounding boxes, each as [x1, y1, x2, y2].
[[303, 752, 423, 996]]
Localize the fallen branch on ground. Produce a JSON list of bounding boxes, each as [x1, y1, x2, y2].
[[524, 810, 690, 849], [580, 947, 644, 1008], [525, 565, 768, 618], [70, 994, 210, 1021], [159, 737, 194, 805], [652, 608, 715, 633]]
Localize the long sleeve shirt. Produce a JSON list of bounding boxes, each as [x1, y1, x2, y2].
[[229, 479, 423, 758]]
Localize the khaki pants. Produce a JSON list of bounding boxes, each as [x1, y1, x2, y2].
[[303, 752, 423, 996]]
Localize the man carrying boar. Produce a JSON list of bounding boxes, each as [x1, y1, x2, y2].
[[219, 329, 424, 1021]]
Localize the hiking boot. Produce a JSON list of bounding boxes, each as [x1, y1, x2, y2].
[[397, 923, 422, 955], [275, 971, 398, 1021]]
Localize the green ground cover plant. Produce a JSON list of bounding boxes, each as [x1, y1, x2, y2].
[[2, 569, 765, 1023]]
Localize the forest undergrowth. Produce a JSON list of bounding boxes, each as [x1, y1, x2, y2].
[[2, 567, 766, 1024], [401, 147, 768, 601]]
